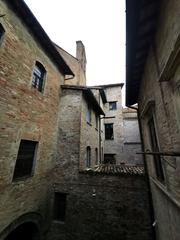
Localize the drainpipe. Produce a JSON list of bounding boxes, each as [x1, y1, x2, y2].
[[99, 91, 102, 164], [128, 105, 156, 240]]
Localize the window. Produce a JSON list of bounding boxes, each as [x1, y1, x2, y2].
[[86, 146, 91, 167], [105, 123, 114, 140], [53, 193, 67, 222], [32, 61, 46, 92], [148, 117, 164, 182], [0, 23, 5, 46], [95, 148, 98, 165], [109, 101, 117, 110], [104, 154, 116, 164], [95, 114, 98, 129], [86, 104, 91, 123], [13, 140, 38, 180]]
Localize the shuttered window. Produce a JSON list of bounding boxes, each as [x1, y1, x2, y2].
[[13, 140, 38, 180]]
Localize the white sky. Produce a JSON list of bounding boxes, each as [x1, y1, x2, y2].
[[24, 0, 126, 88]]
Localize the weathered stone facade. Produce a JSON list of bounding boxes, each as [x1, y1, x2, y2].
[[47, 172, 153, 240], [0, 0, 71, 238], [122, 108, 143, 165], [126, 0, 180, 239]]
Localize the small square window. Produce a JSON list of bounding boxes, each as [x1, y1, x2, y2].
[[13, 140, 38, 180], [109, 102, 117, 110], [104, 154, 116, 164], [53, 193, 67, 222]]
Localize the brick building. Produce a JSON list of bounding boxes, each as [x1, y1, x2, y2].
[[126, 0, 180, 239], [0, 0, 73, 239]]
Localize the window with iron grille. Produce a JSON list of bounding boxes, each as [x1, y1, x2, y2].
[[148, 117, 164, 182], [0, 23, 5, 46], [109, 101, 117, 110], [13, 140, 38, 180], [105, 123, 114, 140], [53, 192, 67, 222], [32, 62, 46, 92]]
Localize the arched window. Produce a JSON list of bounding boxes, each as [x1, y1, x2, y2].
[[0, 23, 5, 46], [32, 61, 46, 92], [95, 148, 98, 165], [86, 146, 91, 168]]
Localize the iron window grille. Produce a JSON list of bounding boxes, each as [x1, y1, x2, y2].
[[32, 62, 46, 92]]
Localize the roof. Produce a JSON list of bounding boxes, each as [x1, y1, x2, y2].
[[126, 0, 160, 106], [61, 85, 105, 115], [94, 83, 124, 89], [6, 0, 74, 76], [80, 164, 144, 176]]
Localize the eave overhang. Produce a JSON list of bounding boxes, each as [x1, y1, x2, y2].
[[126, 0, 160, 106], [5, 0, 74, 76], [61, 85, 105, 116]]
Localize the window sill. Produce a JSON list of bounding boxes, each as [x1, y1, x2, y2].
[[53, 220, 65, 225], [12, 174, 33, 183], [87, 121, 92, 126]]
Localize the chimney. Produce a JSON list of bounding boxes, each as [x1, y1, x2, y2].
[[76, 41, 87, 74]]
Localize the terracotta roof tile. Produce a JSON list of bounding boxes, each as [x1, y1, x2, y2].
[[81, 164, 144, 176]]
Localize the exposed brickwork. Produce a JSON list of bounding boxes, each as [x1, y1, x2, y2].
[[0, 0, 64, 236]]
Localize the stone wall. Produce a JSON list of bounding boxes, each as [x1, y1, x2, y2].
[[79, 94, 100, 169], [0, 0, 64, 236], [47, 173, 153, 240], [138, 0, 180, 239], [122, 108, 143, 165], [55, 42, 86, 86], [103, 85, 124, 164]]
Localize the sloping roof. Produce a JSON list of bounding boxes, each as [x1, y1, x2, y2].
[[5, 0, 74, 76], [81, 164, 144, 176], [94, 83, 124, 89], [126, 0, 160, 106], [61, 85, 105, 115]]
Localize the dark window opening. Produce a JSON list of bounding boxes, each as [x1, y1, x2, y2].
[[95, 114, 98, 129], [86, 104, 92, 123], [53, 192, 67, 222], [104, 154, 116, 164], [0, 23, 5, 45], [13, 140, 38, 180], [109, 101, 117, 110], [105, 123, 114, 140], [5, 222, 39, 240], [95, 148, 98, 165], [32, 61, 46, 92], [86, 146, 91, 167], [148, 117, 164, 182]]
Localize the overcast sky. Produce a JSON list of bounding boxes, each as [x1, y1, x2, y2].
[[24, 0, 126, 88]]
